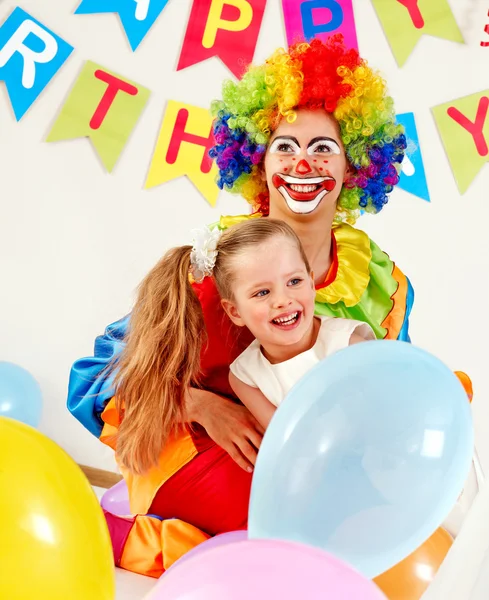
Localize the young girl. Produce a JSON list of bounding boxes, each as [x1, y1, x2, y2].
[[115, 217, 375, 476]]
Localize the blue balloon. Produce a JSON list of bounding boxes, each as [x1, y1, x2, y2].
[[248, 341, 473, 578], [0, 362, 43, 427]]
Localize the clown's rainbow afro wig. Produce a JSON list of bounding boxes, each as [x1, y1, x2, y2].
[[209, 35, 406, 222]]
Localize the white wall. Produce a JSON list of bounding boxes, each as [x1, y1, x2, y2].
[[0, 0, 488, 472]]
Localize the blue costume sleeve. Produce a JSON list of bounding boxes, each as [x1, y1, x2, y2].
[[67, 315, 130, 437], [397, 277, 414, 343]]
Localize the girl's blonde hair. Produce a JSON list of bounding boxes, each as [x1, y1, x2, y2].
[[114, 218, 310, 474]]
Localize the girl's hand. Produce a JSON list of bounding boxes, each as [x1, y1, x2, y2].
[[187, 388, 264, 472]]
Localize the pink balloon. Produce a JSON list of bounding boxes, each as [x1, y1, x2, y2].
[[168, 530, 247, 571], [148, 540, 387, 600], [100, 480, 131, 515]]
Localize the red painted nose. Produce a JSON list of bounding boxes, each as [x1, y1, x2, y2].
[[296, 159, 312, 174]]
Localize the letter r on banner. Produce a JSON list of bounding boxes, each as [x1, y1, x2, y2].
[[0, 7, 73, 120], [146, 100, 219, 206]]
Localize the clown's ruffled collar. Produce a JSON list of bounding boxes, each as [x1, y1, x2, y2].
[[218, 214, 372, 308]]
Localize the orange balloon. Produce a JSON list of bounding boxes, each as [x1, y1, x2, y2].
[[374, 528, 453, 600]]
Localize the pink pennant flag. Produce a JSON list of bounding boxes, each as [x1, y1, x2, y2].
[[282, 0, 358, 49]]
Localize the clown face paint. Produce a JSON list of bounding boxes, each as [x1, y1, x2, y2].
[[264, 110, 349, 218]]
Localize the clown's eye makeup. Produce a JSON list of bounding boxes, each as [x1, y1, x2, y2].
[[307, 138, 341, 156], [269, 137, 301, 155]]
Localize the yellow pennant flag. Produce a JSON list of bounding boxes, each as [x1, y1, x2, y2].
[[371, 0, 464, 66], [47, 61, 150, 172], [432, 90, 489, 194], [145, 101, 219, 206]]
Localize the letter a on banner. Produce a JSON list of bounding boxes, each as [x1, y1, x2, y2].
[[282, 0, 358, 50], [371, 0, 463, 67], [145, 100, 219, 206], [0, 7, 73, 120], [75, 0, 171, 50], [47, 61, 150, 172], [432, 90, 489, 194], [178, 0, 267, 78]]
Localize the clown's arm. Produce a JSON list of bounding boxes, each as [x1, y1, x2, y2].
[[229, 372, 276, 431], [67, 315, 129, 437]]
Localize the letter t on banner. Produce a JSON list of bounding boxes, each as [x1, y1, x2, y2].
[[0, 7, 73, 120], [177, 0, 267, 78], [282, 0, 358, 50], [47, 61, 150, 172], [145, 101, 219, 206]]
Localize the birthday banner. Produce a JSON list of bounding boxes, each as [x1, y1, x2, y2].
[[47, 61, 150, 172], [396, 112, 430, 202], [177, 0, 267, 78], [282, 0, 358, 50], [0, 7, 73, 120], [371, 0, 463, 67], [432, 91, 489, 194], [75, 0, 171, 51], [146, 100, 219, 206]]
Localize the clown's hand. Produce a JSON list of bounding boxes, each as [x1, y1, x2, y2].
[[187, 388, 264, 472]]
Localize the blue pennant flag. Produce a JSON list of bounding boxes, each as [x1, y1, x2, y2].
[[396, 112, 430, 202], [0, 7, 73, 121], [75, 0, 171, 51]]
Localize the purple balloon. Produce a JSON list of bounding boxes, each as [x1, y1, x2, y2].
[[148, 539, 387, 600], [169, 530, 248, 571], [100, 480, 131, 515]]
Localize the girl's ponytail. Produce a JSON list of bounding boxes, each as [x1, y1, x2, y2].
[[114, 245, 205, 474]]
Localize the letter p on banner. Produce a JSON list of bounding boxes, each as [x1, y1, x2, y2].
[[145, 101, 219, 206], [177, 0, 267, 78], [0, 7, 73, 120]]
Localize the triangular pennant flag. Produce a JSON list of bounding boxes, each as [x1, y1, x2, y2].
[[432, 90, 489, 194], [281, 0, 358, 50], [397, 112, 430, 202], [177, 0, 267, 78], [146, 100, 219, 206], [75, 0, 171, 51], [0, 7, 73, 120], [371, 0, 463, 67], [47, 61, 150, 172]]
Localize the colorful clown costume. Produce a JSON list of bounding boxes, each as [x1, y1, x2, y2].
[[68, 215, 419, 578]]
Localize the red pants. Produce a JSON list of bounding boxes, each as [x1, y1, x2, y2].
[[150, 438, 252, 535], [105, 432, 253, 577]]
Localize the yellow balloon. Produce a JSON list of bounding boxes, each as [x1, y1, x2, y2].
[[0, 417, 115, 600]]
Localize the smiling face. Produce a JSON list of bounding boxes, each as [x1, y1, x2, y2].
[[264, 109, 350, 219], [221, 235, 316, 356]]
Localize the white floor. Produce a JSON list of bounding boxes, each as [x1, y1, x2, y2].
[[93, 487, 157, 599]]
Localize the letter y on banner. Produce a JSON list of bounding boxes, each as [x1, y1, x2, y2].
[[47, 61, 150, 172], [0, 7, 73, 120], [178, 0, 267, 78], [371, 0, 463, 67], [75, 0, 171, 50], [145, 100, 219, 206], [432, 90, 489, 194]]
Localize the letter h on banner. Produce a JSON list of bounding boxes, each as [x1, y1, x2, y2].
[[146, 101, 219, 206], [0, 7, 73, 120]]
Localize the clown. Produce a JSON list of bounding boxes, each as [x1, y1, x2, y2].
[[68, 36, 469, 577]]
